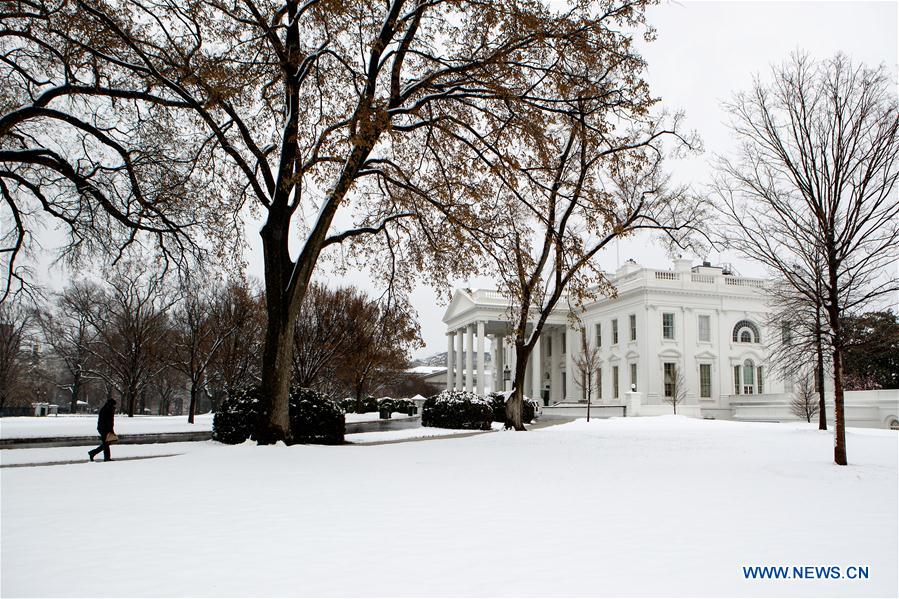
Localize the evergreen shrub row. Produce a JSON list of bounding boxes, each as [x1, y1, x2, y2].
[[421, 390, 493, 430], [486, 391, 538, 424], [213, 387, 345, 445]]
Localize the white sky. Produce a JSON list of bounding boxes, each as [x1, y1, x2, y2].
[[23, 1, 899, 359]]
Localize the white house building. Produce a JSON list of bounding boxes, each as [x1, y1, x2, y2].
[[441, 258, 899, 428], [442, 258, 788, 418]]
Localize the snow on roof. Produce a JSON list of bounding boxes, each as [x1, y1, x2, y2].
[[406, 366, 447, 375]]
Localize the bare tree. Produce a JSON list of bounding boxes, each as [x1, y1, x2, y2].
[[0, 298, 34, 410], [76, 264, 177, 417], [33, 284, 99, 413], [765, 274, 829, 430], [206, 279, 265, 403], [715, 53, 899, 465], [337, 297, 421, 406], [663, 364, 687, 415], [790, 370, 820, 423], [573, 326, 601, 422], [171, 283, 238, 423]]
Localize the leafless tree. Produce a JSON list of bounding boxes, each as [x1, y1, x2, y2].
[[171, 282, 238, 423], [33, 284, 99, 413], [206, 279, 266, 403], [715, 53, 899, 465], [765, 275, 829, 430], [790, 369, 820, 423], [663, 364, 687, 415], [0, 298, 35, 410], [75, 263, 177, 417], [573, 326, 601, 422]]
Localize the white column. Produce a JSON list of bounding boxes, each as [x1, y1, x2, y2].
[[465, 324, 474, 392], [532, 333, 542, 403], [551, 329, 562, 402], [446, 331, 455, 390], [565, 327, 576, 402], [495, 335, 504, 393], [508, 339, 516, 392], [455, 329, 464, 390], [476, 321, 486, 396]]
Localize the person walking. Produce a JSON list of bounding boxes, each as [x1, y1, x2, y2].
[[88, 399, 117, 462]]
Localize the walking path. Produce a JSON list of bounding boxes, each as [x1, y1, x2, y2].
[[1, 454, 182, 469]]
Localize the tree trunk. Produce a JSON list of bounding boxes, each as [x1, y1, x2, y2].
[[815, 307, 827, 431], [69, 371, 81, 414], [257, 309, 294, 444], [832, 345, 848, 465], [126, 383, 136, 417], [505, 350, 529, 431], [188, 378, 199, 424]]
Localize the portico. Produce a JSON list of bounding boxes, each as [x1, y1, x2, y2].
[[442, 290, 576, 402]]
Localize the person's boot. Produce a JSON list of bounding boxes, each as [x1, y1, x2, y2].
[[88, 451, 96, 462]]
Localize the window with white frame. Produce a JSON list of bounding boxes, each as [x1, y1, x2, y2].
[[595, 322, 602, 347], [663, 362, 676, 397], [742, 359, 755, 394], [630, 363, 637, 391], [700, 364, 712, 398], [662, 313, 675, 340], [597, 367, 603, 399], [612, 319, 619, 344], [629, 314, 637, 341], [561, 332, 566, 354], [732, 320, 761, 344], [613, 365, 619, 398], [698, 315, 711, 342]]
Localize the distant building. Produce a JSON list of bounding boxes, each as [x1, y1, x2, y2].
[[440, 258, 899, 428]]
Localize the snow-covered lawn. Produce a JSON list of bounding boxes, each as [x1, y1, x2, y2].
[[2, 416, 896, 597], [0, 413, 214, 438]]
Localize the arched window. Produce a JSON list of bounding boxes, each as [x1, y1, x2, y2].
[[742, 359, 755, 394], [733, 320, 761, 343]]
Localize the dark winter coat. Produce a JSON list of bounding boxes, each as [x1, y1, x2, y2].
[[97, 401, 116, 435]]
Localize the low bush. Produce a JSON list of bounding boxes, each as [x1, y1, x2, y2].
[[486, 391, 538, 424], [422, 390, 492, 430], [390, 398, 416, 414], [212, 387, 344, 445], [354, 396, 379, 413], [212, 388, 263, 444], [289, 388, 345, 445]]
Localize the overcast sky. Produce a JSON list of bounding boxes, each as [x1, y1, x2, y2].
[[24, 1, 899, 359]]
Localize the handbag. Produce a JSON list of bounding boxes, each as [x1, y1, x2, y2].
[[105, 432, 119, 444]]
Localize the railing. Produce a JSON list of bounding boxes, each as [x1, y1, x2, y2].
[[654, 271, 679, 280], [724, 277, 766, 288], [691, 274, 715, 284]]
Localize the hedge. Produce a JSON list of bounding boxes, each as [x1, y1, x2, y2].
[[421, 390, 492, 430], [212, 387, 344, 445], [486, 391, 538, 424]]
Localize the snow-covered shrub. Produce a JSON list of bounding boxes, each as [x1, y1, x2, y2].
[[289, 388, 345, 445], [422, 390, 492, 430], [486, 391, 538, 424], [212, 387, 344, 445], [389, 398, 416, 414], [212, 388, 263, 444], [354, 396, 379, 413], [337, 398, 357, 413]]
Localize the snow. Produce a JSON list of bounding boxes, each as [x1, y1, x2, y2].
[[0, 414, 214, 439], [2, 416, 896, 597], [347, 422, 503, 444], [343, 411, 412, 423]]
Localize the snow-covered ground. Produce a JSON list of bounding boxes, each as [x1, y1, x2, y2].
[[0, 413, 215, 438], [2, 416, 896, 597], [1, 412, 408, 439]]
